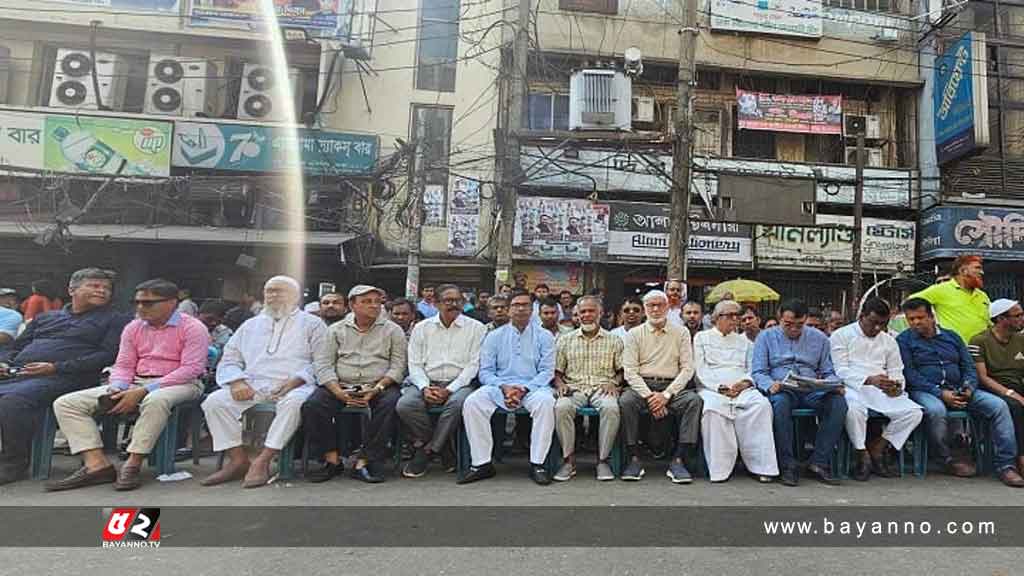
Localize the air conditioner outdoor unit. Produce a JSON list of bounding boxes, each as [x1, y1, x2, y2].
[[569, 69, 632, 131], [49, 49, 128, 110], [845, 146, 884, 167], [843, 113, 881, 139], [631, 96, 655, 123], [236, 63, 301, 122], [874, 27, 899, 42], [144, 55, 218, 117]]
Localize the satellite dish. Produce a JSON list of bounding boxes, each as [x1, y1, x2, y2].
[[624, 46, 643, 76]]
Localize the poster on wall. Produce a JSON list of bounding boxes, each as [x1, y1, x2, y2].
[[422, 185, 446, 227], [736, 89, 843, 134], [44, 115, 173, 177], [514, 264, 584, 295], [448, 177, 481, 257], [513, 197, 606, 260]]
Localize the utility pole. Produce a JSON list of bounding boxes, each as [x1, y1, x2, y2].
[[667, 0, 698, 282], [850, 133, 865, 318], [405, 139, 422, 299], [494, 0, 530, 292]]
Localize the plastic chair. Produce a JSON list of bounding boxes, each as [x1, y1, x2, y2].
[[300, 405, 402, 476], [455, 406, 562, 482], [215, 402, 298, 480]]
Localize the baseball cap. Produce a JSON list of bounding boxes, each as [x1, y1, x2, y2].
[[0, 288, 16, 297], [348, 285, 384, 299], [989, 298, 1019, 319]]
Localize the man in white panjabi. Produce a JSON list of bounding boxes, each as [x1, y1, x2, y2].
[[200, 276, 329, 488], [830, 297, 923, 481], [693, 300, 778, 483]]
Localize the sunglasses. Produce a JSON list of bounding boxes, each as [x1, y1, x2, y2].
[[133, 298, 174, 307]]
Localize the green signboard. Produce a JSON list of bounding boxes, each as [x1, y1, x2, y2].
[[43, 115, 173, 177]]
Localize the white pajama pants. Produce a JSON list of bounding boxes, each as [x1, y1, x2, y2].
[[463, 386, 555, 466], [201, 383, 315, 452], [700, 390, 779, 482], [845, 396, 923, 451]]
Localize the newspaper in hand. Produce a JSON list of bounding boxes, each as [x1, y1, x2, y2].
[[781, 371, 844, 393]]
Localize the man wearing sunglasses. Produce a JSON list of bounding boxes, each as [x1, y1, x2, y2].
[[0, 268, 129, 486], [47, 278, 209, 492]]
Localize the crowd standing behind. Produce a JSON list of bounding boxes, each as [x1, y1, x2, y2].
[[1, 254, 1024, 490]]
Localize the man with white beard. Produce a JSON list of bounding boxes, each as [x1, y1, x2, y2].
[[693, 300, 778, 483], [619, 290, 701, 483], [200, 276, 329, 488]]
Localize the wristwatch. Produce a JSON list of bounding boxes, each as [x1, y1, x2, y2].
[[1006, 389, 1018, 398]]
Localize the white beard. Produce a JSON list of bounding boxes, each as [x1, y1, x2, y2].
[[648, 317, 667, 329], [263, 302, 296, 320], [580, 323, 599, 334]]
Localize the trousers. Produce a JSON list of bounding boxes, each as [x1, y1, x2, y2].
[[301, 385, 401, 463], [463, 386, 555, 467], [54, 378, 202, 455], [202, 383, 314, 452], [396, 385, 472, 454], [554, 390, 620, 461]]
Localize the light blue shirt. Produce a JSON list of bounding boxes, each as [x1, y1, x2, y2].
[[0, 307, 22, 338], [751, 326, 837, 396], [417, 300, 438, 319], [479, 321, 555, 392]]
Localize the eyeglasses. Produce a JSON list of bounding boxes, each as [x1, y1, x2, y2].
[[133, 298, 174, 307], [719, 312, 739, 318], [440, 298, 462, 305]]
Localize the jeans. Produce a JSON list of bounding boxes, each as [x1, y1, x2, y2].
[[770, 389, 848, 471], [909, 389, 1019, 470]]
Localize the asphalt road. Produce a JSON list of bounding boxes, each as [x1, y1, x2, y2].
[[0, 453, 1020, 575]]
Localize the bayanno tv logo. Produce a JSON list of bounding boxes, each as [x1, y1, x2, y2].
[[101, 508, 161, 548]]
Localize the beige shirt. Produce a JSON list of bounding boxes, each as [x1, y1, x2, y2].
[[316, 313, 407, 387], [407, 312, 487, 392], [555, 328, 623, 395], [623, 320, 694, 398]]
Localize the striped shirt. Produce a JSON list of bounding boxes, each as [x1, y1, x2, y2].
[[555, 328, 623, 395]]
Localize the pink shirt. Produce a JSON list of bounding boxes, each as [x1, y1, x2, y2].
[[109, 311, 210, 391]]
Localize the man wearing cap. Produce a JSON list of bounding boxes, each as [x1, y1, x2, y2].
[[969, 299, 1024, 485], [0, 288, 23, 345], [909, 255, 991, 345], [306, 284, 407, 483], [398, 284, 486, 478], [619, 290, 701, 484], [898, 297, 1020, 483], [201, 275, 329, 488]]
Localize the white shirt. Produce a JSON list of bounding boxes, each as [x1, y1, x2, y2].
[[693, 327, 760, 416], [611, 326, 632, 341], [667, 305, 684, 327], [830, 321, 919, 413], [216, 308, 328, 393], [407, 312, 487, 392]]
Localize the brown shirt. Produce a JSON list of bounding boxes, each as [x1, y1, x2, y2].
[[316, 313, 407, 387], [622, 320, 694, 398]]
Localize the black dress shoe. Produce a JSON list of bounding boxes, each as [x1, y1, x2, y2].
[[806, 463, 841, 486], [780, 467, 800, 487], [852, 459, 871, 482], [308, 462, 343, 483], [457, 463, 496, 484], [870, 454, 898, 478], [350, 464, 384, 484], [530, 465, 551, 486]]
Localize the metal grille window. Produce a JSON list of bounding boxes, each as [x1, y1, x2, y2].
[[415, 0, 460, 92], [528, 93, 570, 130]]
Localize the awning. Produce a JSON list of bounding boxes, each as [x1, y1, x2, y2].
[[0, 222, 358, 247]]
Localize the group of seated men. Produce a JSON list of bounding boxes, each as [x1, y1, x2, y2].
[[2, 267, 1024, 491]]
